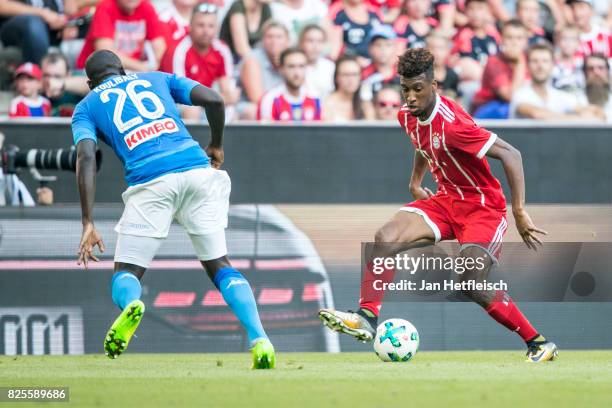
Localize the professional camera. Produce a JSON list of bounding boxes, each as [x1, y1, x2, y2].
[[1, 145, 102, 176]]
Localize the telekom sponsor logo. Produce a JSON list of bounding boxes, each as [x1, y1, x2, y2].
[[124, 118, 178, 150]]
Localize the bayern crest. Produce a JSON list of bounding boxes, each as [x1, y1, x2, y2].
[[432, 133, 441, 149]]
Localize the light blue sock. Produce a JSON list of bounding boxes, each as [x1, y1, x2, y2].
[[214, 267, 268, 345], [111, 271, 142, 310]]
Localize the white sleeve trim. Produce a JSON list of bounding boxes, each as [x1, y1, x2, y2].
[[476, 133, 497, 159]]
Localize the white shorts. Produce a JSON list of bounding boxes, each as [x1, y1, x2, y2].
[[115, 167, 231, 238], [113, 167, 231, 266]]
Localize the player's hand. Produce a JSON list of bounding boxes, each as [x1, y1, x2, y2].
[[513, 208, 547, 251], [77, 222, 105, 269], [410, 185, 434, 201], [206, 145, 224, 169]]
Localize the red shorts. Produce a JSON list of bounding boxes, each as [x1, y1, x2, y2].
[[401, 194, 507, 261]]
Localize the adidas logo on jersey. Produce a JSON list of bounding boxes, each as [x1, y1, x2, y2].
[[124, 118, 179, 150]]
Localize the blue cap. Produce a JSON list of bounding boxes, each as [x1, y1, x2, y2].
[[367, 25, 397, 44]]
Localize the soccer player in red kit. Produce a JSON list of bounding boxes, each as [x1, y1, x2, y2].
[[319, 48, 558, 363]]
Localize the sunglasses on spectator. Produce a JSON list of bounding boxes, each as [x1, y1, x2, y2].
[[195, 3, 218, 14], [378, 101, 401, 108]]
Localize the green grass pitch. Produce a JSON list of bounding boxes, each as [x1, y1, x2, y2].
[[2, 351, 611, 407]]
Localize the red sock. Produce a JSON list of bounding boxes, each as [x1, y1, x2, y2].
[[486, 291, 538, 342], [359, 261, 395, 316]]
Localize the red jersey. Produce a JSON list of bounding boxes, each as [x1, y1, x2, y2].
[[9, 95, 51, 117], [76, 0, 164, 69], [472, 55, 513, 110], [579, 26, 612, 58], [397, 94, 504, 209], [158, 3, 189, 48], [366, 0, 401, 10], [161, 37, 233, 87], [257, 85, 322, 122]]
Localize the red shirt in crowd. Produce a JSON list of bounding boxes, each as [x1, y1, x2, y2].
[[76, 0, 164, 69], [9, 96, 51, 118], [471, 54, 514, 110], [257, 85, 322, 122], [158, 3, 190, 49], [579, 26, 612, 58], [366, 0, 401, 10], [453, 26, 500, 64], [160, 37, 233, 87]]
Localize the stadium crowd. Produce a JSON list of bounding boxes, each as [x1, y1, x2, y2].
[[1, 0, 611, 122]]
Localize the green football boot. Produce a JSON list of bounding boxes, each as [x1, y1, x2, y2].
[[104, 300, 145, 359], [251, 338, 276, 369]]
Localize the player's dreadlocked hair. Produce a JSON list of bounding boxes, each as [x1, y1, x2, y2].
[[397, 48, 434, 80]]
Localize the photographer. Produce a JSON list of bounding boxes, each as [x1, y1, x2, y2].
[[0, 132, 53, 206]]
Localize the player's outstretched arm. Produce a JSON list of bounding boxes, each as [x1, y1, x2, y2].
[[486, 136, 547, 250], [76, 139, 105, 268], [190, 85, 225, 168], [409, 151, 434, 200]]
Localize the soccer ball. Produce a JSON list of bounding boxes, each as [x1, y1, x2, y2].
[[373, 318, 419, 362]]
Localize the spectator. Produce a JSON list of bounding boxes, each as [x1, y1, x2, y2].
[[472, 19, 528, 118], [583, 53, 612, 120], [328, 0, 383, 62], [552, 24, 585, 94], [0, 1, 68, 64], [568, 0, 611, 57], [299, 24, 335, 98], [427, 31, 460, 99], [510, 42, 601, 119], [452, 0, 500, 81], [76, 0, 166, 71], [9, 63, 51, 118], [367, 0, 402, 25], [323, 54, 375, 121], [361, 25, 400, 101], [157, 0, 198, 48], [373, 84, 401, 120], [394, 0, 438, 51], [257, 48, 322, 121], [161, 3, 239, 120], [516, 0, 547, 44], [41, 52, 88, 117], [428, 0, 455, 36], [220, 0, 272, 62], [239, 20, 289, 119], [271, 0, 328, 43]]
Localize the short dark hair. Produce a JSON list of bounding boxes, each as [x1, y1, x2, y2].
[[583, 53, 610, 74], [279, 47, 305, 66], [398, 48, 434, 80], [526, 41, 554, 60], [374, 84, 401, 101], [85, 50, 125, 88], [299, 24, 326, 43], [502, 18, 527, 34], [41, 51, 69, 72]]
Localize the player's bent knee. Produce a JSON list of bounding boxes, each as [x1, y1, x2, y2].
[[375, 224, 401, 243]]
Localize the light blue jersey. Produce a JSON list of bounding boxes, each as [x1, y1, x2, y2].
[[71, 71, 209, 186]]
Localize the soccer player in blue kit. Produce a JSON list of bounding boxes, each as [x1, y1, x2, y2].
[[71, 50, 275, 368]]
